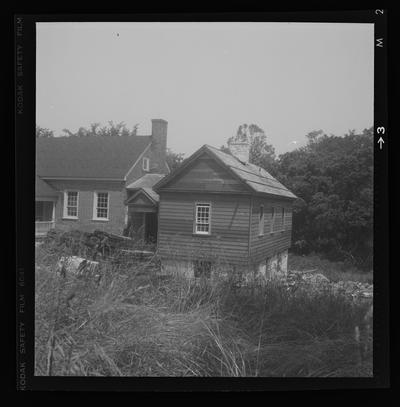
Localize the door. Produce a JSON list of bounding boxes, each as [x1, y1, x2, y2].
[[144, 212, 158, 244]]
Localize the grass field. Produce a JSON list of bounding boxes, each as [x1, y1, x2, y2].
[[289, 253, 373, 284], [35, 245, 372, 377]]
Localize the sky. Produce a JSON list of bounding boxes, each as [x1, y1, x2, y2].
[[36, 22, 374, 156]]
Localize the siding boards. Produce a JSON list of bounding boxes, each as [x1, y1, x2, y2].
[[249, 196, 293, 263], [162, 155, 247, 193], [158, 192, 251, 265]]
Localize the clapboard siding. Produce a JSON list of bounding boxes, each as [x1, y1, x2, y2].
[[157, 192, 251, 265], [161, 154, 247, 193], [249, 196, 293, 263]]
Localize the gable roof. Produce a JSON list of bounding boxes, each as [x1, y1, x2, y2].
[[36, 136, 152, 180], [154, 144, 297, 200], [36, 176, 58, 198], [126, 173, 166, 203]]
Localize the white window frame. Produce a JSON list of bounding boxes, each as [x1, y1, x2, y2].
[[270, 207, 275, 233], [194, 202, 211, 235], [259, 205, 264, 236], [142, 157, 150, 172], [93, 191, 110, 221], [63, 191, 79, 219]]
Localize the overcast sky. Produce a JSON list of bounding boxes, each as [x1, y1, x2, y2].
[[36, 22, 374, 156]]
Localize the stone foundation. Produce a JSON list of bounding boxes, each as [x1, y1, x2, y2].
[[255, 249, 288, 282], [161, 259, 195, 278], [161, 250, 289, 283]]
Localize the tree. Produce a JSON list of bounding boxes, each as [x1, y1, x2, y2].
[[36, 125, 54, 138], [274, 127, 373, 270], [221, 123, 276, 173], [166, 149, 185, 172], [62, 121, 139, 137]]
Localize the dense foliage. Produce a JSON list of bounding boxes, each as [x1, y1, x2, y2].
[[62, 121, 139, 137], [166, 148, 185, 172], [275, 128, 373, 270], [36, 125, 54, 138]]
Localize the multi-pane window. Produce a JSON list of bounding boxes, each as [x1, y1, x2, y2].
[[259, 205, 264, 236], [64, 191, 78, 218], [270, 207, 275, 233], [143, 157, 150, 171], [94, 192, 109, 220], [195, 203, 211, 234]]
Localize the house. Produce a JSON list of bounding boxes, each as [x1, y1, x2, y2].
[[153, 138, 297, 280], [35, 119, 169, 239]]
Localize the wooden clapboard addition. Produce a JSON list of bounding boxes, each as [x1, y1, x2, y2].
[[153, 144, 297, 277]]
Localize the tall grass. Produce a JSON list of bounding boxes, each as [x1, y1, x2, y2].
[[289, 253, 373, 284], [35, 244, 372, 377]]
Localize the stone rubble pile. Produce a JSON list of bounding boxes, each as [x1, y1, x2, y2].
[[285, 269, 373, 303]]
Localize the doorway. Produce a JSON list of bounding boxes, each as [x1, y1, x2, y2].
[[144, 212, 158, 244]]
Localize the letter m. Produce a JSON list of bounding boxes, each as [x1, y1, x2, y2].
[[376, 38, 384, 48]]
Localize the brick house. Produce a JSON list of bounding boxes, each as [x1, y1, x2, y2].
[[35, 119, 169, 239]]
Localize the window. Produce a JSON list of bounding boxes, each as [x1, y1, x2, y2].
[[93, 192, 109, 220], [194, 260, 212, 278], [270, 207, 275, 233], [259, 205, 264, 236], [63, 191, 79, 219], [195, 203, 211, 235], [142, 157, 150, 171], [281, 207, 285, 231]]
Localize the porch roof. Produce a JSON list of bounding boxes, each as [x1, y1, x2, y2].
[[126, 173, 166, 203], [36, 176, 58, 198]]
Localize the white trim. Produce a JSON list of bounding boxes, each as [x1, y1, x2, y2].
[[63, 190, 79, 219], [92, 191, 110, 221], [124, 143, 152, 181], [259, 204, 264, 236], [142, 157, 150, 172], [270, 206, 275, 233], [194, 202, 212, 235]]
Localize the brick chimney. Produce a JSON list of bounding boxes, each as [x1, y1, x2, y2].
[[151, 119, 168, 173], [228, 137, 250, 164]]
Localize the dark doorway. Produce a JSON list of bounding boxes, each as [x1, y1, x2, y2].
[[144, 212, 158, 244]]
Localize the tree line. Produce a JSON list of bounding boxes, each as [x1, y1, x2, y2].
[[37, 121, 373, 270], [36, 121, 139, 138]]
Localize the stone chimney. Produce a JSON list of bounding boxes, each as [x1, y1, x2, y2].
[[228, 137, 250, 164], [151, 119, 168, 172]]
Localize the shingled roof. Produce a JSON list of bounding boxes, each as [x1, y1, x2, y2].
[[36, 136, 152, 179], [154, 144, 297, 200], [206, 145, 297, 199], [126, 173, 166, 203]]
